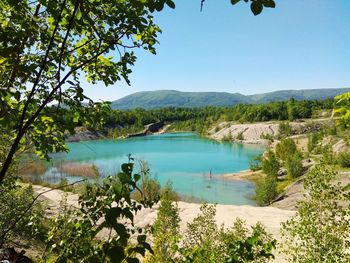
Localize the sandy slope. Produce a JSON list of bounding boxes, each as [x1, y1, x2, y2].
[[208, 120, 327, 144], [33, 185, 295, 262]]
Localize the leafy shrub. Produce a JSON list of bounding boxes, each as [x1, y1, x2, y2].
[[145, 183, 180, 263], [307, 131, 323, 153], [131, 160, 161, 202], [285, 152, 303, 178], [236, 132, 244, 140], [262, 151, 280, 177], [282, 165, 350, 261], [249, 155, 263, 171], [222, 133, 233, 141], [321, 144, 336, 165], [45, 158, 155, 262], [180, 204, 276, 262], [260, 132, 274, 141], [275, 138, 298, 162], [255, 175, 278, 206], [327, 124, 337, 136], [278, 121, 292, 137], [159, 180, 179, 201], [0, 180, 44, 247], [337, 151, 350, 168], [147, 203, 276, 263]]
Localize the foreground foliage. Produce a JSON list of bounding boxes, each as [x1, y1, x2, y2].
[[147, 192, 276, 263], [282, 165, 350, 262], [0, 176, 44, 247], [0, 0, 177, 183], [44, 158, 155, 262], [0, 133, 44, 247]]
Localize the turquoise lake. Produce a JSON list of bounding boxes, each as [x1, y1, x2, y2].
[[44, 133, 265, 205]]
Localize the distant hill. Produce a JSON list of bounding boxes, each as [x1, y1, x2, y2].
[[248, 88, 350, 103], [111, 88, 350, 110], [111, 90, 251, 110]]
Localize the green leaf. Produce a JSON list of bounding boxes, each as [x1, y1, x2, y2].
[[126, 258, 139, 263], [231, 0, 240, 5], [251, 1, 263, 15], [155, 1, 164, 11], [343, 183, 350, 191], [166, 0, 175, 9], [107, 245, 125, 262], [142, 242, 154, 254], [118, 172, 130, 184], [121, 163, 133, 175], [105, 207, 122, 225], [133, 173, 141, 182], [263, 0, 275, 8]]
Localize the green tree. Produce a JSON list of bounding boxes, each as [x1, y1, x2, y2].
[[285, 152, 303, 178], [131, 160, 161, 202], [287, 98, 297, 121], [180, 204, 276, 262], [333, 91, 350, 128], [0, 1, 276, 185], [278, 121, 292, 137], [145, 182, 180, 263], [249, 154, 262, 171], [282, 165, 350, 262], [261, 150, 280, 177], [0, 0, 175, 183], [321, 144, 336, 165], [0, 133, 44, 246], [337, 151, 350, 168], [275, 138, 298, 162], [255, 175, 277, 206], [307, 131, 322, 152], [0, 177, 44, 247]]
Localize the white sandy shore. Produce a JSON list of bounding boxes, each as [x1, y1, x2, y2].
[[33, 184, 295, 262]]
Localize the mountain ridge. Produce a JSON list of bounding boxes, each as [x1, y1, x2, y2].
[[111, 88, 350, 110]]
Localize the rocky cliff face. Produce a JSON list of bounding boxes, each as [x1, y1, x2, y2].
[[126, 121, 164, 138], [65, 127, 105, 142], [209, 120, 328, 144]]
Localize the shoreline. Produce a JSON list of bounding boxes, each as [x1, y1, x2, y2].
[[32, 183, 294, 262], [67, 122, 273, 146], [33, 183, 295, 235], [222, 169, 263, 180]]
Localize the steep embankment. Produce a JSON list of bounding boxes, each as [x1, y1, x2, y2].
[[65, 122, 168, 142], [208, 120, 324, 144]]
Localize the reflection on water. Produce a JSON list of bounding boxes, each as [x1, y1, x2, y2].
[[23, 133, 265, 205]]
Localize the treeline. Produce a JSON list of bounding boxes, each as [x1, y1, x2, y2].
[[104, 98, 334, 135]]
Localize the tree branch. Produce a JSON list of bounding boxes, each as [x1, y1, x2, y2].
[[0, 0, 67, 184], [58, 0, 80, 83]]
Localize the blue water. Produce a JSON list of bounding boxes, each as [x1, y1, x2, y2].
[[44, 133, 264, 205]]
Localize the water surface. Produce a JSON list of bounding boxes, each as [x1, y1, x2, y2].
[[43, 133, 264, 205]]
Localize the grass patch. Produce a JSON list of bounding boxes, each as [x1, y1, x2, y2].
[[57, 162, 99, 177], [276, 178, 295, 194], [19, 161, 47, 176], [242, 171, 265, 184]]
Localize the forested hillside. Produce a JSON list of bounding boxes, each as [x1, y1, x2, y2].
[[111, 90, 250, 109], [105, 98, 333, 136], [111, 88, 350, 109]]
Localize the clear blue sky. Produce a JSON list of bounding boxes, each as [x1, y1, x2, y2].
[[82, 0, 350, 101]]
